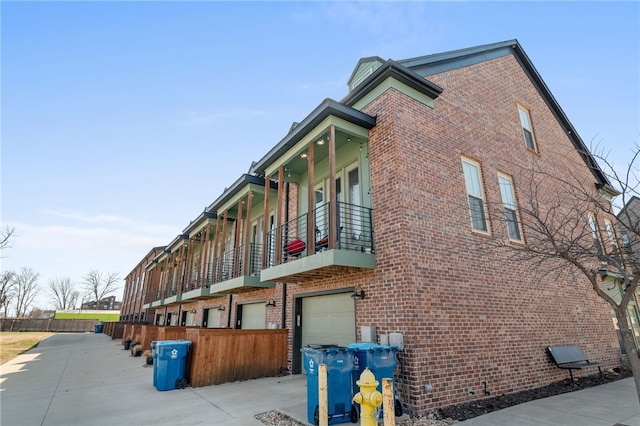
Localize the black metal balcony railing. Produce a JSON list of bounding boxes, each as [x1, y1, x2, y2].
[[184, 261, 217, 290], [150, 202, 373, 301], [218, 243, 264, 280], [267, 201, 374, 266], [336, 201, 374, 252]]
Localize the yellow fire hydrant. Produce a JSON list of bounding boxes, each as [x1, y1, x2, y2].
[[352, 368, 382, 426]]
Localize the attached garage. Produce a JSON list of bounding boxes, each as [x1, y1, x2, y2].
[[294, 291, 356, 373], [203, 308, 222, 328], [238, 302, 266, 329]]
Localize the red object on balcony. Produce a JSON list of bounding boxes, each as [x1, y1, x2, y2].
[[316, 236, 329, 249], [287, 238, 306, 256]]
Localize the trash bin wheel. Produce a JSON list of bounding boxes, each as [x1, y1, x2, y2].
[[350, 404, 359, 423], [313, 406, 319, 426], [394, 399, 403, 417], [175, 377, 188, 389]]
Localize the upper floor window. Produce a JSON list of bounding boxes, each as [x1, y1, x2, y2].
[[518, 105, 537, 151], [498, 173, 522, 241], [462, 158, 489, 233], [587, 211, 603, 254], [604, 219, 618, 251], [621, 232, 631, 254]]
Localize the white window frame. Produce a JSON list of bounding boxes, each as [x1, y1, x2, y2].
[[462, 157, 490, 233], [497, 173, 523, 241], [604, 219, 618, 250], [587, 211, 603, 254], [518, 104, 537, 151], [587, 212, 599, 240]]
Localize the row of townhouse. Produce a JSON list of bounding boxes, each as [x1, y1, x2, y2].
[[121, 40, 627, 412]]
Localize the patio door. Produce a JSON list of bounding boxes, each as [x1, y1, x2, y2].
[[346, 165, 362, 241], [314, 178, 342, 245]]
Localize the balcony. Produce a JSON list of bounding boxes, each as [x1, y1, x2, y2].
[[180, 262, 226, 301], [209, 243, 275, 293], [261, 201, 375, 283]]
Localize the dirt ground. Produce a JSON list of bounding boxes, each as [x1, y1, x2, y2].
[[0, 332, 55, 365]]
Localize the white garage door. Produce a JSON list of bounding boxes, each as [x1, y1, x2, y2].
[[185, 311, 195, 326], [206, 309, 221, 328], [241, 302, 266, 329], [302, 292, 355, 347]]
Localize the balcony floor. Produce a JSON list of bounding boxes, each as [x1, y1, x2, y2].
[[260, 249, 375, 283]]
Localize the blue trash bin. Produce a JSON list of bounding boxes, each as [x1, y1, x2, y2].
[[94, 324, 103, 334], [154, 340, 191, 391], [301, 345, 357, 425], [151, 341, 158, 387], [347, 343, 401, 418]]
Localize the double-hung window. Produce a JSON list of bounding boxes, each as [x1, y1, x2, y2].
[[498, 173, 522, 241], [587, 212, 603, 254], [604, 219, 618, 252], [462, 158, 489, 232], [518, 105, 537, 151]]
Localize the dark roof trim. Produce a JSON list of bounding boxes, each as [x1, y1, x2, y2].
[[399, 39, 615, 193], [346, 55, 385, 87], [342, 59, 443, 108], [398, 39, 518, 76], [206, 173, 276, 213], [617, 196, 640, 219], [182, 211, 218, 234], [250, 98, 376, 176]]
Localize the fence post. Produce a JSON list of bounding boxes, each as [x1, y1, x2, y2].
[[382, 378, 395, 426], [319, 363, 328, 426]]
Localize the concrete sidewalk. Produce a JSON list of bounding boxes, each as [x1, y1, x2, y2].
[[0, 333, 308, 425], [456, 377, 639, 426], [1, 333, 638, 426]]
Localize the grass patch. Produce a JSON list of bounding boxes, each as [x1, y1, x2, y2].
[[0, 332, 55, 365]]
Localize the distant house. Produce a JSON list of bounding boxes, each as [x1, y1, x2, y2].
[[120, 40, 622, 413], [81, 295, 121, 311], [618, 196, 640, 268]]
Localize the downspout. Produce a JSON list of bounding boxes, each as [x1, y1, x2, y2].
[[226, 294, 233, 328]]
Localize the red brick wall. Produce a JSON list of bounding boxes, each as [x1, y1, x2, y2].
[[122, 247, 164, 321], [348, 53, 620, 411]]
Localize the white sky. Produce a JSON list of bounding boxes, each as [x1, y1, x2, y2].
[[2, 1, 639, 312]]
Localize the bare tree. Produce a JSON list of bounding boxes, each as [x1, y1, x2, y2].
[[0, 226, 15, 253], [467, 144, 640, 403], [48, 277, 80, 310], [0, 271, 16, 316], [82, 270, 120, 309], [12, 267, 40, 318]]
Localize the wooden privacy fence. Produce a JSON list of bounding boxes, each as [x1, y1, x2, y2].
[[185, 328, 288, 387], [0, 318, 96, 332], [122, 324, 144, 344], [103, 324, 288, 386]]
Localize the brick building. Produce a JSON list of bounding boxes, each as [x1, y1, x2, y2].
[[121, 40, 622, 413], [121, 246, 165, 322], [81, 295, 121, 311], [618, 196, 640, 267]]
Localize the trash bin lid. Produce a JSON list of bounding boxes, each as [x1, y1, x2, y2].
[[156, 340, 191, 346], [347, 342, 387, 350], [304, 344, 339, 350]]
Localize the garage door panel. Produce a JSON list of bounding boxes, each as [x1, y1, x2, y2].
[[241, 302, 266, 329], [302, 293, 355, 347], [207, 309, 221, 328]]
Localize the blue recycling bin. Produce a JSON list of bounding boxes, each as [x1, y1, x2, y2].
[[301, 345, 357, 425], [94, 324, 103, 334], [153, 340, 191, 391], [151, 341, 158, 387], [347, 343, 401, 417]]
